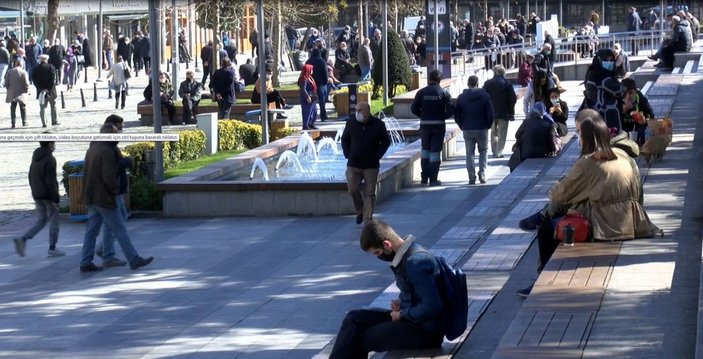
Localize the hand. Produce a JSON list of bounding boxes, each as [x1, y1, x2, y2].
[[390, 310, 401, 321], [307, 96, 311, 104], [390, 299, 400, 311]]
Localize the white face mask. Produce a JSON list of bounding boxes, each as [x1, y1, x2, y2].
[[550, 98, 560, 105], [355, 111, 365, 122]]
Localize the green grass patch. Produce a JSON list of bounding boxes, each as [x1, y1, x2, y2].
[[173, 99, 252, 106], [164, 150, 245, 179], [370, 100, 394, 117], [245, 83, 299, 91]]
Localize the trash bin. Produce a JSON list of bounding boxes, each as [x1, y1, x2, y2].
[[68, 173, 88, 221]]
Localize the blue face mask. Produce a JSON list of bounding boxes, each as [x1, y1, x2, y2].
[[602, 61, 614, 71]]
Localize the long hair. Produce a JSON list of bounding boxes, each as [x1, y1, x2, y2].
[[576, 110, 617, 161], [532, 70, 547, 101], [298, 64, 317, 93]]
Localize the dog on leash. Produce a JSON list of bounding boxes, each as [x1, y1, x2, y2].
[[641, 135, 668, 164]]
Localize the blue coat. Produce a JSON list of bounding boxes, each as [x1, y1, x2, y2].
[[454, 88, 494, 131]]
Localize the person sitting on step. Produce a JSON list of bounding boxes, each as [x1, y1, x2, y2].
[[251, 67, 292, 120]]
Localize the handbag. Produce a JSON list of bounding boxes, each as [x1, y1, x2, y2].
[[123, 67, 131, 79], [554, 213, 592, 243]]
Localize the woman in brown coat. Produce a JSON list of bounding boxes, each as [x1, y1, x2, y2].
[[517, 110, 660, 297]]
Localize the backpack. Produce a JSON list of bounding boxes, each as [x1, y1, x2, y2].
[[406, 247, 468, 341]]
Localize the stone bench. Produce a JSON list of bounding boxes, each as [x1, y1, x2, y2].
[[673, 51, 703, 69], [137, 101, 276, 126], [392, 78, 455, 119], [239, 88, 302, 105]]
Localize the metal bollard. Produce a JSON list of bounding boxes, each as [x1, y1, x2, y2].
[[60, 91, 65, 109], [167, 58, 171, 72], [80, 88, 86, 107], [108, 85, 112, 99], [93, 82, 98, 102], [84, 66, 88, 83]]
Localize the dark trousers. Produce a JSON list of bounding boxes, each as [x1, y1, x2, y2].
[[316, 85, 328, 120], [252, 89, 285, 108], [182, 98, 200, 124], [629, 34, 639, 56], [330, 309, 443, 359], [115, 90, 126, 109], [10, 100, 27, 125], [661, 46, 676, 68], [217, 100, 232, 119], [420, 124, 445, 182], [162, 101, 176, 124], [142, 56, 151, 74], [54, 67, 62, 85], [202, 65, 210, 86]]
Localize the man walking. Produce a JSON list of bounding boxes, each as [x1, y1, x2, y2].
[[357, 38, 373, 82], [178, 70, 202, 124], [329, 219, 445, 357], [483, 65, 517, 158], [0, 40, 10, 85], [48, 39, 65, 85], [80, 119, 153, 272], [341, 102, 391, 224], [627, 7, 642, 56], [210, 57, 236, 119], [455, 75, 494, 185], [5, 59, 29, 128], [200, 41, 213, 86], [13, 141, 65, 258], [24, 36, 41, 84], [411, 69, 453, 186], [32, 55, 59, 127]]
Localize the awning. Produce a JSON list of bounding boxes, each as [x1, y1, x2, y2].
[[107, 14, 148, 22]]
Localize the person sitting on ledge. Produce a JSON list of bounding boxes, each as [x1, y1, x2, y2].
[[251, 67, 292, 120], [143, 71, 176, 125], [515, 110, 660, 298], [620, 78, 654, 146], [654, 15, 692, 70]]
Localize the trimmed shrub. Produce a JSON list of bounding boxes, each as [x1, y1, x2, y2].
[[371, 27, 412, 97], [218, 120, 263, 151], [129, 175, 162, 210], [61, 160, 84, 194], [271, 127, 299, 141]]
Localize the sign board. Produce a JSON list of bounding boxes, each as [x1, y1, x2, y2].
[[427, 0, 447, 15]]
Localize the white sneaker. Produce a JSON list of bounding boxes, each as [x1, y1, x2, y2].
[[47, 248, 66, 257]]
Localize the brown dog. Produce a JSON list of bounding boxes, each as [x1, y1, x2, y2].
[[641, 135, 669, 164]]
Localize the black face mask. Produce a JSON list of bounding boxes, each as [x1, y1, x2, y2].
[[377, 250, 396, 262]]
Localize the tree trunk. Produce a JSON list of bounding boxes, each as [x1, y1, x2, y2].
[[272, 0, 282, 87], [212, 1, 220, 76], [358, 0, 364, 44], [46, 0, 60, 43]]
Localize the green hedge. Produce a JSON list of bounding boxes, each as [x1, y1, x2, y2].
[[217, 120, 263, 151]]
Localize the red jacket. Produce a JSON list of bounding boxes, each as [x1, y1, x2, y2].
[[517, 61, 533, 87]]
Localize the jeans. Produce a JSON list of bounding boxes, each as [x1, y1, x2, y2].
[[99, 194, 128, 261], [287, 38, 296, 51], [329, 309, 443, 359], [115, 90, 126, 109], [463, 129, 488, 181], [201, 65, 210, 86], [345, 166, 379, 221], [81, 204, 140, 267], [39, 95, 57, 126], [20, 200, 60, 247], [316, 85, 328, 120], [360, 66, 371, 82], [217, 100, 232, 119], [490, 118, 509, 157], [105, 49, 113, 69]]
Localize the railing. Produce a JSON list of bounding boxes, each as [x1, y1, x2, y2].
[[446, 30, 666, 75]]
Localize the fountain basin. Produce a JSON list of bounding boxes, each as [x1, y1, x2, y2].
[[157, 128, 460, 217]]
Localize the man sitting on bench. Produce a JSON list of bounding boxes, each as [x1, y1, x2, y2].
[[329, 219, 445, 358], [654, 15, 693, 70]]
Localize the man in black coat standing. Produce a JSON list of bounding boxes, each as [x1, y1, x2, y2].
[[305, 48, 329, 121], [483, 65, 517, 158], [341, 102, 391, 224], [48, 39, 65, 85], [201, 41, 213, 86], [210, 57, 236, 119], [32, 55, 59, 127], [627, 7, 642, 55], [138, 33, 151, 75]]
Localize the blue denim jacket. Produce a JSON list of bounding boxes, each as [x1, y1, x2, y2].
[[391, 238, 444, 333]]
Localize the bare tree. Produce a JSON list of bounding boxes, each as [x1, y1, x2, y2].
[[45, 0, 60, 43]]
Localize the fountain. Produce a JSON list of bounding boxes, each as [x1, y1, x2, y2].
[[296, 131, 319, 162], [334, 129, 343, 143], [249, 157, 269, 181], [275, 150, 305, 173], [380, 113, 406, 147], [316, 137, 339, 155]]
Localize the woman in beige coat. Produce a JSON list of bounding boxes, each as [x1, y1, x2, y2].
[[517, 110, 659, 297]]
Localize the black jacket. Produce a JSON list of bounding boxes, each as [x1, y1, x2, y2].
[[201, 44, 213, 65], [341, 115, 391, 169], [454, 88, 494, 131], [137, 36, 151, 58], [543, 98, 569, 136], [32, 63, 56, 97], [48, 44, 65, 68], [305, 49, 328, 87], [238, 63, 257, 86], [483, 75, 517, 120], [211, 66, 236, 104], [515, 112, 554, 160], [28, 146, 59, 202], [411, 83, 453, 125]]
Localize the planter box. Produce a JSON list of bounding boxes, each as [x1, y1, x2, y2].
[[334, 92, 371, 117]]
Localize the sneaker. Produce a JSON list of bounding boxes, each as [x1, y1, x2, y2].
[[283, 104, 294, 110], [47, 248, 66, 257], [103, 258, 128, 268], [356, 214, 363, 225], [469, 178, 476, 185], [479, 175, 486, 184], [648, 55, 657, 61], [79, 263, 103, 272], [519, 211, 545, 231], [428, 180, 442, 186], [130, 256, 154, 270], [276, 114, 288, 120], [517, 284, 534, 298], [13, 238, 26, 257]]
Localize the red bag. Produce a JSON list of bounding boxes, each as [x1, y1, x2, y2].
[[554, 213, 591, 242]]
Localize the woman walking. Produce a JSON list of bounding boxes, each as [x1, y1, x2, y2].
[[298, 64, 318, 130], [63, 47, 78, 91], [106, 55, 131, 110]]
